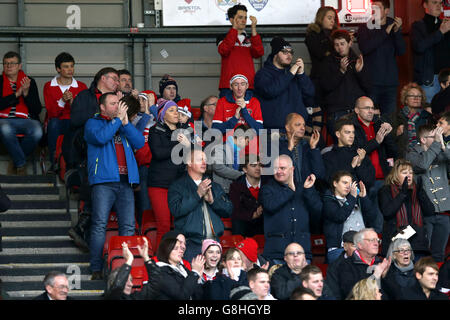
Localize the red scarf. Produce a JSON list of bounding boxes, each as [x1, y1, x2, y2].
[[1, 70, 29, 118], [390, 182, 423, 228]]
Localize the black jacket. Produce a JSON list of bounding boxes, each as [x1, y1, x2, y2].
[[431, 86, 450, 116], [357, 17, 406, 87], [202, 271, 248, 300], [70, 81, 100, 129], [378, 184, 435, 256], [103, 261, 161, 300], [270, 264, 302, 300], [305, 25, 333, 82], [335, 251, 383, 300], [147, 122, 186, 189], [155, 263, 203, 300], [259, 178, 323, 261], [322, 191, 378, 249], [393, 279, 449, 300], [411, 14, 450, 85], [63, 81, 100, 169], [323, 145, 376, 189], [319, 49, 371, 114], [324, 251, 349, 300], [0, 75, 42, 120], [349, 113, 398, 178], [381, 264, 416, 300]]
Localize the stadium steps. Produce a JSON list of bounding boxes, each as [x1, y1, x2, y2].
[[0, 174, 105, 300]]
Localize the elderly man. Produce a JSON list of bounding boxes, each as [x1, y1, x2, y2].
[[168, 149, 233, 263], [259, 155, 322, 264], [270, 242, 308, 300], [334, 228, 390, 300], [34, 271, 70, 300]]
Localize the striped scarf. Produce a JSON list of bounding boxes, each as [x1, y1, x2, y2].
[[390, 183, 423, 228], [402, 106, 420, 149]]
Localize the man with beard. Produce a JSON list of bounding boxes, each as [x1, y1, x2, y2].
[[254, 36, 315, 132], [117, 69, 138, 97]]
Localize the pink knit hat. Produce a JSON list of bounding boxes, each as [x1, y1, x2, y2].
[[201, 239, 222, 255]]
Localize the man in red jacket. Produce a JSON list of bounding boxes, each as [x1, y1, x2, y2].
[[43, 52, 87, 172], [217, 4, 264, 97]]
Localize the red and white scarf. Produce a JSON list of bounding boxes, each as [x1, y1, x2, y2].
[[0, 70, 29, 118]]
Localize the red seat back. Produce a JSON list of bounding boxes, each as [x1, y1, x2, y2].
[[220, 235, 244, 254], [221, 218, 232, 237], [253, 234, 265, 255], [107, 236, 150, 272]]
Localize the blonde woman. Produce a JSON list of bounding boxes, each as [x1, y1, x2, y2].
[[346, 278, 382, 300], [378, 159, 435, 258], [393, 82, 433, 157]]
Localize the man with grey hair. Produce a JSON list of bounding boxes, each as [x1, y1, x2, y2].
[[34, 271, 70, 300], [332, 228, 391, 299], [259, 154, 322, 265]]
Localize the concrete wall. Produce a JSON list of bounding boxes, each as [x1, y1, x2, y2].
[[0, 1, 319, 108]]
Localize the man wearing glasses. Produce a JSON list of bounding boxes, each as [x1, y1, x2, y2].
[[407, 123, 450, 263], [334, 228, 390, 300], [0, 51, 42, 175], [349, 96, 398, 233], [254, 36, 315, 133], [34, 271, 71, 300], [270, 242, 308, 300]]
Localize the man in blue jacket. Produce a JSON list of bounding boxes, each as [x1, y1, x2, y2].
[[168, 149, 233, 263], [357, 0, 406, 116], [84, 92, 144, 279], [254, 36, 315, 132], [259, 155, 322, 264]]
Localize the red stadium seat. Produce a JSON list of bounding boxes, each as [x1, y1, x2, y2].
[[315, 263, 328, 277], [221, 218, 232, 237], [311, 234, 326, 265], [253, 234, 265, 255], [103, 212, 141, 257], [220, 235, 244, 254], [106, 236, 149, 273], [130, 265, 148, 292], [141, 209, 157, 253]]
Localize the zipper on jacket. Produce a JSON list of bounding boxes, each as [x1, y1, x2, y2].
[[95, 157, 98, 175]]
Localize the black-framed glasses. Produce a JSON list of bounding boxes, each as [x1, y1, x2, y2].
[[285, 251, 305, 257], [281, 49, 294, 55], [3, 62, 19, 66]]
